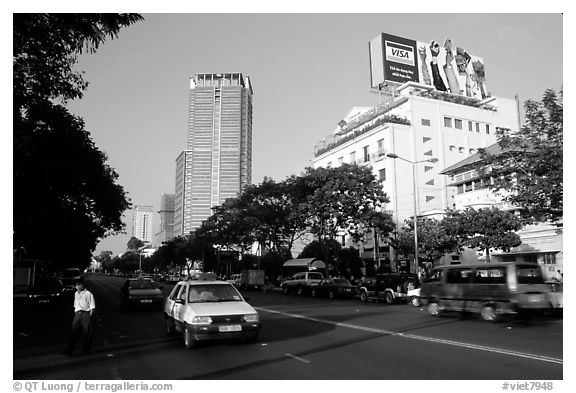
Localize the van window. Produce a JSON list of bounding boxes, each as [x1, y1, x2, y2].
[[308, 273, 323, 280], [424, 269, 442, 283], [446, 268, 474, 284], [517, 265, 544, 284], [474, 268, 506, 284]]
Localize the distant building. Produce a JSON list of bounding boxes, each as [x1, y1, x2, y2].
[[154, 194, 175, 247], [131, 205, 154, 243], [173, 73, 253, 236]]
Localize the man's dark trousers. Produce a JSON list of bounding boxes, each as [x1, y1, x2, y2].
[[63, 311, 93, 354]]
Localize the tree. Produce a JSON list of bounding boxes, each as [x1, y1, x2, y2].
[[296, 164, 392, 262], [391, 218, 459, 266], [94, 250, 114, 272], [444, 207, 523, 262], [477, 89, 563, 223], [126, 237, 145, 251], [14, 14, 143, 269]]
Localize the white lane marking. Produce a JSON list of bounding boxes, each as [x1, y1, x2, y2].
[[256, 307, 563, 365], [285, 353, 311, 364]]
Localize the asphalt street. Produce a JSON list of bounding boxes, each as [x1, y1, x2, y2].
[[13, 275, 563, 380]]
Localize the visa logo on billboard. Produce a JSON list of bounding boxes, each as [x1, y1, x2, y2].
[[385, 40, 415, 66]]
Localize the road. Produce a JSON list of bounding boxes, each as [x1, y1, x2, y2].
[[14, 275, 563, 380]]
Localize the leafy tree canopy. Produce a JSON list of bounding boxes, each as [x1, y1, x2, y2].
[[477, 88, 563, 223], [14, 14, 142, 269]]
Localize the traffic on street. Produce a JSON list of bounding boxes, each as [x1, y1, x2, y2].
[[13, 273, 563, 380]]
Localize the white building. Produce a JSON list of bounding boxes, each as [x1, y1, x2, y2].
[[312, 83, 521, 267], [131, 205, 154, 243]]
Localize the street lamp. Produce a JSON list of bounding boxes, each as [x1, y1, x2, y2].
[[386, 153, 438, 275]]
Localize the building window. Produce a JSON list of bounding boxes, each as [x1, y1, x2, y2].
[[543, 253, 557, 264], [468, 121, 473, 131], [425, 195, 435, 202], [424, 150, 433, 156], [457, 184, 464, 194], [444, 117, 452, 128], [363, 146, 370, 162], [338, 157, 344, 165], [350, 151, 356, 163], [377, 139, 385, 156], [426, 179, 435, 185], [422, 136, 431, 143], [486, 124, 490, 134], [449, 145, 455, 151], [465, 182, 473, 192], [469, 148, 476, 154], [455, 119, 463, 129], [524, 254, 538, 264], [424, 165, 433, 172], [379, 168, 386, 181], [476, 122, 480, 133], [458, 147, 464, 153], [421, 118, 431, 126], [327, 162, 332, 168]]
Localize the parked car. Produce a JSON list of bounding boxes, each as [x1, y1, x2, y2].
[[164, 274, 261, 348], [311, 278, 357, 299], [281, 271, 324, 296], [60, 267, 82, 289], [239, 270, 265, 291], [26, 279, 73, 308], [120, 278, 164, 310], [420, 262, 550, 322], [358, 273, 420, 304], [545, 281, 563, 315]]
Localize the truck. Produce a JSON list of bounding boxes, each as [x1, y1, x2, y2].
[[239, 270, 265, 291], [358, 272, 420, 304]]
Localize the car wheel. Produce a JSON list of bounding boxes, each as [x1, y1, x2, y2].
[[297, 287, 304, 296], [480, 305, 498, 322], [410, 296, 421, 307], [183, 324, 197, 349], [328, 290, 335, 300], [360, 290, 368, 303], [165, 316, 175, 336], [311, 289, 317, 297], [427, 302, 441, 317], [385, 292, 394, 305]]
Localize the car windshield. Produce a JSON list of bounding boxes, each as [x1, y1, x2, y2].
[[129, 280, 158, 289], [62, 269, 80, 278], [517, 265, 544, 284], [33, 281, 62, 291], [188, 284, 243, 303]]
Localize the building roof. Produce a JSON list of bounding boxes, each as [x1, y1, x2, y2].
[[440, 143, 503, 175]]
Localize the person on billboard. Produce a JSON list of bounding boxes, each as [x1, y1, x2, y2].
[[456, 47, 473, 97], [471, 60, 487, 99], [442, 39, 461, 95], [418, 46, 432, 86], [428, 41, 447, 92]]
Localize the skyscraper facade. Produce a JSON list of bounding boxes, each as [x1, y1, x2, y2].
[[131, 205, 154, 243], [173, 73, 253, 236], [154, 193, 175, 247]]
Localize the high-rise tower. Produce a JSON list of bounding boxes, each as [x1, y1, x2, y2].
[[174, 73, 253, 236]]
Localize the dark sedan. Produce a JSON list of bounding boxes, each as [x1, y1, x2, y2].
[[26, 279, 73, 307], [311, 278, 357, 299], [120, 278, 164, 310]]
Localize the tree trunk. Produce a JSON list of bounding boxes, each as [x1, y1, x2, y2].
[[485, 247, 491, 263]]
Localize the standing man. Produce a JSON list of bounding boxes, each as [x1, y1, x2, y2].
[[62, 278, 95, 355]]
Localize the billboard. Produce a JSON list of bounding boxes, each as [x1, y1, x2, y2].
[[369, 33, 487, 99]]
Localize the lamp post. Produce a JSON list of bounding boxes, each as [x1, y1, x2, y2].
[[386, 153, 438, 275]]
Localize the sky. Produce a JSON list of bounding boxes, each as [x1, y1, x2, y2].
[[60, 13, 564, 256]]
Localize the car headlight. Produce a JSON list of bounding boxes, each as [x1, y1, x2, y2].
[[191, 316, 212, 325], [243, 313, 259, 323]]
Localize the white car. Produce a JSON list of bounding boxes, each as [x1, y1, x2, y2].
[[164, 274, 261, 349]]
